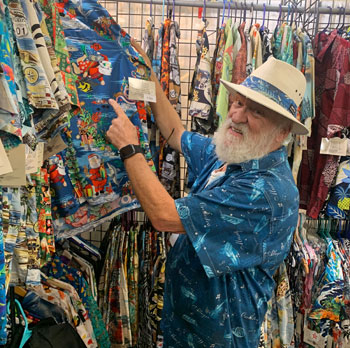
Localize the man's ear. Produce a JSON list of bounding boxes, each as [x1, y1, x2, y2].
[[276, 123, 292, 144]]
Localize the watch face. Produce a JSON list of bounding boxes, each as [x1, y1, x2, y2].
[[120, 145, 141, 161]]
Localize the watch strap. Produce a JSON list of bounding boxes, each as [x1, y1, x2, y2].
[[119, 144, 143, 162]]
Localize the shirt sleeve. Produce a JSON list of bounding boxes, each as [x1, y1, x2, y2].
[[175, 176, 272, 278], [181, 131, 217, 188]]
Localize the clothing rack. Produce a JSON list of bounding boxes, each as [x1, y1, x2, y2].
[[117, 0, 349, 14]]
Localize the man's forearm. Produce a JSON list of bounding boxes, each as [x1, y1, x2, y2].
[[149, 71, 184, 152], [124, 153, 185, 233]]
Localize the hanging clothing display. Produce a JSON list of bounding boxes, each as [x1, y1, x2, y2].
[[299, 30, 350, 217], [97, 215, 168, 347], [189, 19, 214, 134], [41, 0, 156, 237]]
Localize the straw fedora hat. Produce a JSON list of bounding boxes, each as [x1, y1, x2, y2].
[[220, 57, 308, 135]]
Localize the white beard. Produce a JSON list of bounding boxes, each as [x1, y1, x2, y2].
[[212, 118, 282, 164]]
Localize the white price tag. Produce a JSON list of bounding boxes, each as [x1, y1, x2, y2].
[[303, 326, 323, 347], [128, 77, 156, 103], [300, 135, 308, 151], [25, 145, 38, 174], [44, 133, 67, 160], [0, 139, 13, 176], [0, 144, 26, 187], [36, 143, 44, 169], [320, 137, 348, 156]]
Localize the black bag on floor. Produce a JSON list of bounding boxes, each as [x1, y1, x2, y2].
[[24, 318, 85, 348]]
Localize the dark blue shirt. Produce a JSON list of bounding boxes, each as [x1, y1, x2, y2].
[[161, 131, 299, 348]]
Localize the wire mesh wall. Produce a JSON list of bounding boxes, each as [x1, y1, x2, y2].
[[80, 0, 349, 244]]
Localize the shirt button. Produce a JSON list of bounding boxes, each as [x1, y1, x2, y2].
[[195, 232, 198, 235]]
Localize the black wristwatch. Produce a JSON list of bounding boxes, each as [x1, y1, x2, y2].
[[119, 144, 143, 162]]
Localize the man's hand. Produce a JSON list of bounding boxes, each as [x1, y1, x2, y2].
[[107, 99, 139, 150]]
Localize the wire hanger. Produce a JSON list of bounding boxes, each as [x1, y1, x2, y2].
[[243, 1, 247, 23], [286, 3, 291, 24], [290, 4, 295, 26], [234, 1, 238, 22], [221, 0, 226, 27], [336, 6, 343, 30], [339, 6, 346, 34], [277, 3, 282, 27], [260, 3, 266, 31], [202, 0, 206, 22], [228, 0, 231, 19], [322, 6, 332, 32], [150, 0, 153, 18], [172, 0, 175, 21], [162, 0, 165, 22], [249, 2, 254, 28]]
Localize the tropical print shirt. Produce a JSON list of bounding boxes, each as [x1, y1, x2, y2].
[[162, 131, 299, 348]]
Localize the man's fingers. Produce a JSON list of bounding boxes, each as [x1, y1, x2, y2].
[[108, 99, 127, 119]]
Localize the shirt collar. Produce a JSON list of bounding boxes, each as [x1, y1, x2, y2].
[[226, 147, 288, 173]]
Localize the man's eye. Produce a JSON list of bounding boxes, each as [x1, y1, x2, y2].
[[233, 100, 243, 106], [253, 109, 264, 116]]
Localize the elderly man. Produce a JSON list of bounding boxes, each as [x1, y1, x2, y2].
[[107, 40, 308, 348]]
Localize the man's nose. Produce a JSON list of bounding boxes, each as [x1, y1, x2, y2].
[[228, 105, 248, 124]]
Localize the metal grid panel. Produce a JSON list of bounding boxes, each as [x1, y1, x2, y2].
[[81, 0, 348, 243]]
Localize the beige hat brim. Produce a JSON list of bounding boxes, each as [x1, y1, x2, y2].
[[220, 79, 309, 136]]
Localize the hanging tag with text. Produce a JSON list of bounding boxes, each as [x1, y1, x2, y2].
[[320, 137, 348, 156], [128, 77, 156, 103]]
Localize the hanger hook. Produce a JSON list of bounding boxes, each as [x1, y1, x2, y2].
[[277, 3, 282, 25], [325, 6, 332, 30], [150, 0, 152, 17], [342, 6, 346, 30], [172, 0, 175, 21], [250, 2, 254, 26], [221, 0, 226, 27], [162, 0, 165, 22], [261, 3, 266, 30]]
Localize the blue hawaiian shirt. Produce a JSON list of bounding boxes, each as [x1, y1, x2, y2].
[[161, 131, 299, 348]]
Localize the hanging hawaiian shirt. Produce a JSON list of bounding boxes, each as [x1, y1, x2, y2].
[[46, 255, 111, 347], [260, 27, 272, 63], [152, 24, 163, 81], [160, 20, 181, 198], [232, 22, 247, 85], [142, 17, 155, 64], [189, 20, 214, 134], [300, 30, 350, 217], [44, 0, 155, 237], [250, 24, 262, 70], [161, 131, 299, 348], [0, 187, 6, 345], [309, 238, 345, 338], [0, 1, 23, 149], [39, 0, 80, 108], [326, 159, 350, 219], [216, 18, 234, 126], [211, 24, 225, 129]]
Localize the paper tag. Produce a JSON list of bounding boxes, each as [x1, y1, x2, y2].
[[287, 140, 293, 157], [25, 145, 38, 174], [320, 137, 348, 156], [303, 326, 324, 347], [44, 133, 67, 160], [300, 135, 308, 151], [128, 77, 156, 103], [36, 143, 44, 168], [0, 139, 13, 176], [0, 144, 26, 187]]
